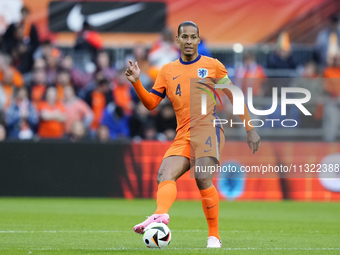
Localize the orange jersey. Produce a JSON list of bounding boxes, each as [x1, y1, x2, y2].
[[151, 55, 229, 132], [38, 101, 66, 138], [0, 68, 24, 88]]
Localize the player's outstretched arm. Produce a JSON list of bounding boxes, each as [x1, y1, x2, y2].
[[125, 61, 161, 110]]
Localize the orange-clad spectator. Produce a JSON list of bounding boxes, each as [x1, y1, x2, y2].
[[75, 21, 103, 61], [0, 65, 24, 87], [56, 68, 73, 102], [112, 69, 133, 115], [30, 68, 48, 107], [64, 85, 93, 134], [85, 78, 113, 131], [235, 53, 266, 97], [0, 53, 24, 108], [38, 87, 66, 139]]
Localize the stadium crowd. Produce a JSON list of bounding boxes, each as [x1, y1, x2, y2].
[[0, 7, 180, 142], [0, 7, 339, 142]]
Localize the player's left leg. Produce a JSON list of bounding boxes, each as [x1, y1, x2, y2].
[[191, 125, 225, 248], [195, 156, 221, 248]]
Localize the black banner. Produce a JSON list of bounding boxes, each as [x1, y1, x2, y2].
[[49, 1, 166, 33], [0, 141, 127, 197]]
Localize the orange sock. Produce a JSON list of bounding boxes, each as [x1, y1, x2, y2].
[[200, 185, 220, 240], [154, 180, 177, 214]]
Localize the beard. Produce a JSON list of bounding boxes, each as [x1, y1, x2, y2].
[[184, 53, 193, 57]]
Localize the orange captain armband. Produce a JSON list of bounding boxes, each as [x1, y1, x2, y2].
[[131, 79, 161, 110]]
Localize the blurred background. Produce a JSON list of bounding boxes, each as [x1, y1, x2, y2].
[[0, 0, 339, 201]]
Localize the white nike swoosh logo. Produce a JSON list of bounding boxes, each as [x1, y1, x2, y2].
[[67, 3, 145, 32]]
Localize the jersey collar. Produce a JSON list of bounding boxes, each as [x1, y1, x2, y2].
[[179, 54, 201, 65]]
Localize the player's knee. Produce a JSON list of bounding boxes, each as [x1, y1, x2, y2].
[[157, 172, 164, 184], [157, 171, 169, 184], [157, 169, 176, 184], [195, 178, 213, 190]]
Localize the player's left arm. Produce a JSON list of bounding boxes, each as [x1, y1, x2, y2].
[[215, 60, 261, 154]]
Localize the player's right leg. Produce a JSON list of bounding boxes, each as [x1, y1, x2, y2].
[[133, 155, 190, 234]]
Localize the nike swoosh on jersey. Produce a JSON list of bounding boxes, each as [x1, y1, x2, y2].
[[204, 149, 212, 153], [173, 75, 181, 80], [207, 204, 217, 209], [67, 3, 145, 32]]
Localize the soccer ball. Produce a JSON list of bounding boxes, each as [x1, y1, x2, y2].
[[142, 222, 171, 248]]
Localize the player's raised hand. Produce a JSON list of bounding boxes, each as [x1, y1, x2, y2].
[[125, 60, 141, 83], [246, 129, 261, 154]]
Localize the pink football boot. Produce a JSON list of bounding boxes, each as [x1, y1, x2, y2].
[[133, 213, 170, 234]]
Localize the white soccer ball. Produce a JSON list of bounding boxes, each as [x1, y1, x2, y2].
[[142, 222, 171, 248]]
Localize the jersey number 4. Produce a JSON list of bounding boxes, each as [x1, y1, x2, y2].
[[205, 136, 212, 148], [176, 84, 182, 97]]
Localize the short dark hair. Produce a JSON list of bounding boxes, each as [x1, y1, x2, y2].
[[177, 21, 199, 36]]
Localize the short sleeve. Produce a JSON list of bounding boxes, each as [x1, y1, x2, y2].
[[215, 59, 231, 85], [151, 65, 168, 99]]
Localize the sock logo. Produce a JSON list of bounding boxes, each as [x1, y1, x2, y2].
[[207, 204, 217, 209]]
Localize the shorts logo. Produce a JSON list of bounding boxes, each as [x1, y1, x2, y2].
[[198, 68, 208, 78]]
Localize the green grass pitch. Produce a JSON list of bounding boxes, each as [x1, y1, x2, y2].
[[0, 198, 339, 254]]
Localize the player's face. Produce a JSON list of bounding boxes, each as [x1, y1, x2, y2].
[[176, 26, 200, 58]]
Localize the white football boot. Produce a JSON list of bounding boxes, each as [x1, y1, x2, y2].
[[206, 236, 222, 248]]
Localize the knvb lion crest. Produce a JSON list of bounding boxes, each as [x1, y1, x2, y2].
[[198, 68, 208, 78]]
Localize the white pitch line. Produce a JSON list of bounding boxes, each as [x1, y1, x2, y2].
[[0, 230, 121, 233], [0, 229, 322, 233], [0, 247, 339, 251]]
